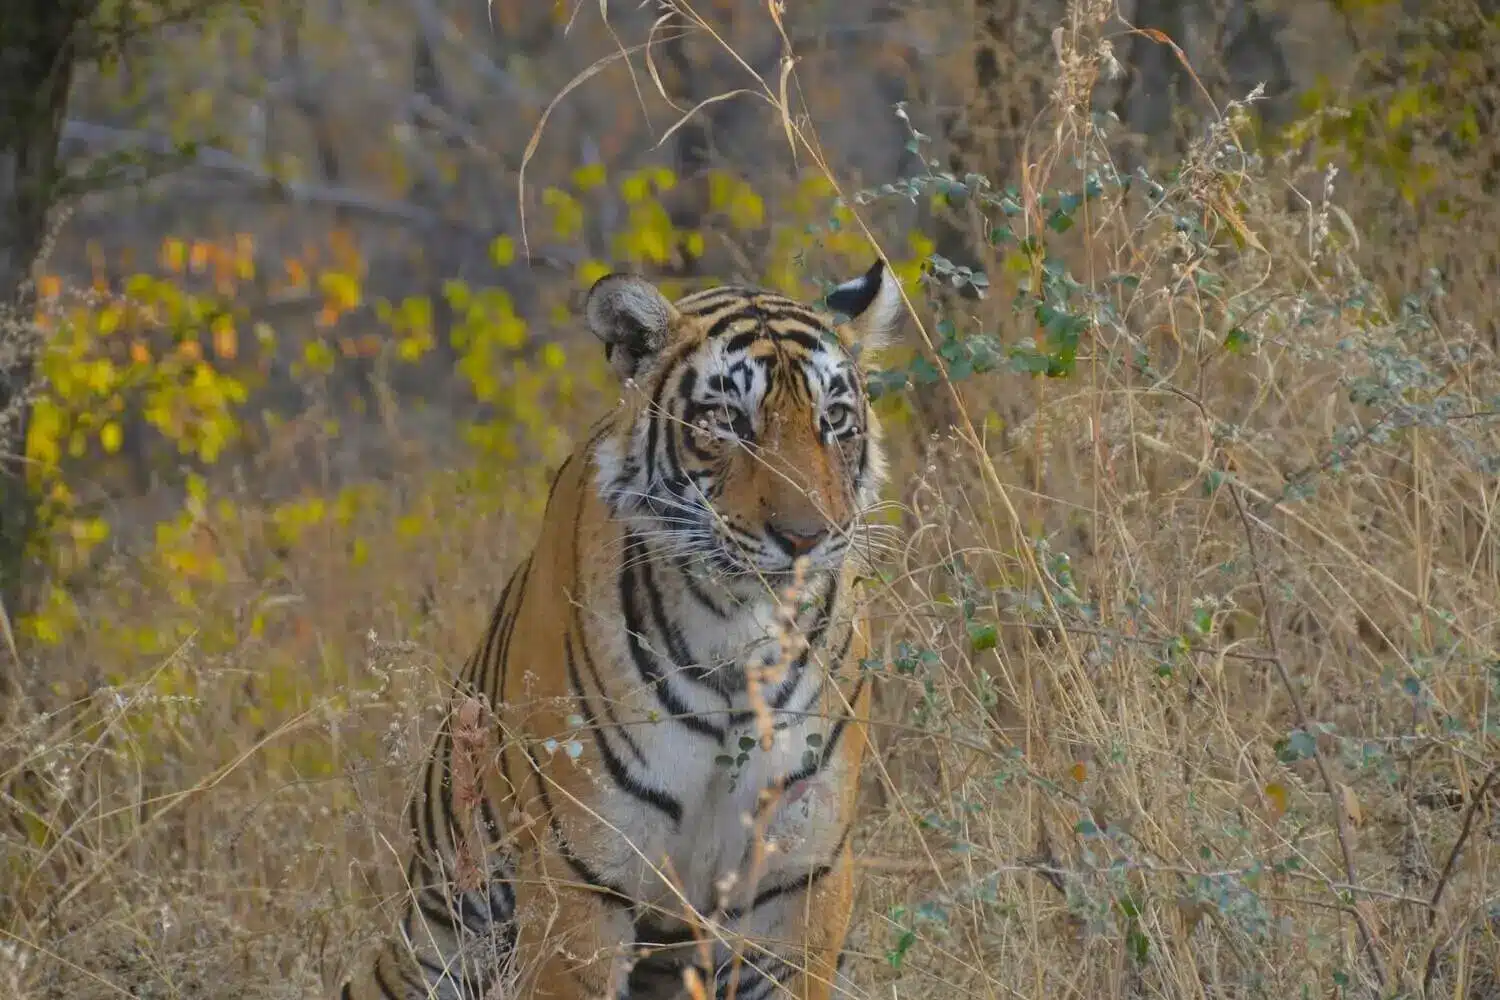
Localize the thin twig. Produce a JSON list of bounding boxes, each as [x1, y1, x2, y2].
[[1419, 764, 1500, 995], [1228, 482, 1389, 991], [1427, 765, 1500, 925]]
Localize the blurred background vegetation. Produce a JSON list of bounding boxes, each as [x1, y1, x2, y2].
[[2, 0, 1498, 997]]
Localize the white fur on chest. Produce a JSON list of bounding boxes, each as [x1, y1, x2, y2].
[[577, 590, 848, 917]]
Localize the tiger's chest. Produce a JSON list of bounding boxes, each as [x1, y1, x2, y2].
[[607, 707, 851, 914], [553, 569, 859, 917]]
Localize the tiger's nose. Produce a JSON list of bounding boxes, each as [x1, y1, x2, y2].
[[767, 521, 828, 557]]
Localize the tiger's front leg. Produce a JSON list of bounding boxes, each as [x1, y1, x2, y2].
[[511, 831, 639, 1000], [707, 842, 856, 1000]]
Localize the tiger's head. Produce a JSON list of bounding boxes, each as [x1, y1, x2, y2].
[[585, 260, 902, 583]]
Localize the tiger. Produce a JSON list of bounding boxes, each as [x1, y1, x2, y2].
[[336, 258, 904, 1000]]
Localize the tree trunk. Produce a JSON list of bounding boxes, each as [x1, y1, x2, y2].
[[0, 1, 88, 620]]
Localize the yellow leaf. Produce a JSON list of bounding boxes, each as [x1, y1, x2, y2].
[[1070, 761, 1088, 783], [576, 259, 611, 288], [489, 235, 516, 267], [100, 422, 122, 454], [570, 162, 607, 192], [1264, 782, 1288, 818], [161, 238, 186, 274], [620, 173, 651, 205]]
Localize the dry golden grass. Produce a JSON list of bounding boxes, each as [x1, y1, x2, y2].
[[4, 2, 1500, 998]]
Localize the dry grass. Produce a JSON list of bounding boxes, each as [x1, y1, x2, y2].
[[4, 1, 1500, 998]]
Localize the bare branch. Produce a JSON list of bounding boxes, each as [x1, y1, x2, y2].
[[57, 119, 464, 230]]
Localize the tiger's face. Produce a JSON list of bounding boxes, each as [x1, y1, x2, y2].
[[586, 260, 903, 581]]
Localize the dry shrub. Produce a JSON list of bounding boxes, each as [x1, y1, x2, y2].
[[3, 2, 1499, 999]]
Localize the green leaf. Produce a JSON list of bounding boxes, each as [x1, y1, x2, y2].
[[1276, 728, 1318, 763], [886, 928, 917, 969], [866, 368, 909, 400], [967, 621, 998, 652]]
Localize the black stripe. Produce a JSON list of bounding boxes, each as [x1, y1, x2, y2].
[[747, 866, 830, 913], [567, 601, 650, 764], [775, 329, 826, 354], [620, 538, 726, 741], [412, 744, 445, 863], [777, 616, 855, 719], [485, 554, 530, 711], [566, 502, 652, 769], [734, 820, 852, 919], [775, 623, 854, 724], [438, 720, 462, 860], [374, 957, 410, 1000], [564, 633, 684, 825], [491, 555, 533, 824], [675, 555, 730, 619], [412, 950, 450, 985], [639, 539, 726, 694], [708, 306, 766, 340], [677, 365, 698, 404], [474, 550, 532, 699], [415, 891, 461, 935], [678, 288, 756, 313], [520, 746, 634, 905], [643, 363, 677, 487], [542, 447, 576, 512], [762, 576, 839, 710], [661, 414, 689, 488], [723, 328, 763, 353], [787, 674, 867, 790], [718, 954, 795, 1000], [763, 303, 827, 328]]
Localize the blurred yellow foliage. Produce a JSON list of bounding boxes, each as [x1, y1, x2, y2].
[[19, 166, 929, 651]]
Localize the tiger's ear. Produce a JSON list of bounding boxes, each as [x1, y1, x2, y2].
[[827, 258, 905, 355], [585, 273, 680, 380]]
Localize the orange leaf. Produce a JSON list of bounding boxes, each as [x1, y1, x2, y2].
[[162, 238, 186, 274], [1071, 761, 1088, 783], [1340, 784, 1363, 828], [284, 259, 308, 290], [212, 316, 238, 361]]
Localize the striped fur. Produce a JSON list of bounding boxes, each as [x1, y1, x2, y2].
[[336, 261, 902, 1000]]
